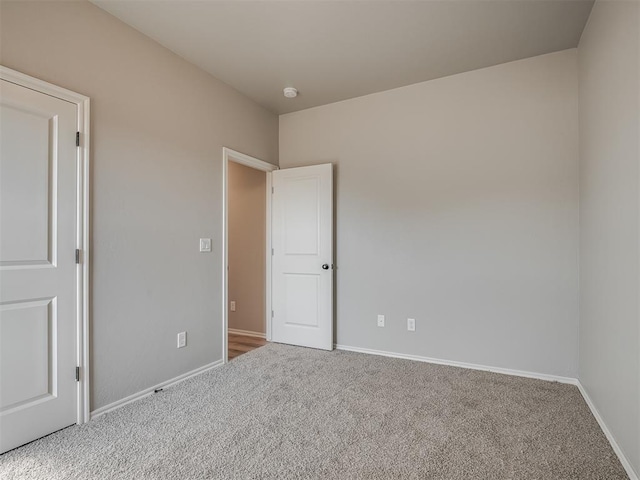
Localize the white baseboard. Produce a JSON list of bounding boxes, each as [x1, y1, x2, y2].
[[335, 343, 637, 479], [576, 382, 638, 480], [90, 360, 224, 420], [334, 344, 578, 384], [228, 328, 266, 339]]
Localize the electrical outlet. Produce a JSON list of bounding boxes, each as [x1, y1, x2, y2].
[[377, 314, 385, 327], [230, 301, 236, 312], [407, 318, 416, 332], [177, 331, 187, 348]]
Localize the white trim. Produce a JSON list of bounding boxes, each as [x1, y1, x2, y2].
[[90, 360, 224, 420], [77, 85, 91, 426], [228, 328, 266, 339], [0, 66, 91, 425], [576, 382, 639, 480], [225, 148, 278, 172], [265, 171, 273, 343], [0, 66, 89, 105], [334, 344, 578, 385], [222, 147, 277, 364]]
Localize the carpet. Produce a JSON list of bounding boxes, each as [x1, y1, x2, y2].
[[0, 343, 628, 479]]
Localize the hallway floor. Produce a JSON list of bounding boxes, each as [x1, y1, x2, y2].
[[228, 333, 267, 360]]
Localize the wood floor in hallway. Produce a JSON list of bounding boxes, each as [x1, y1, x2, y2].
[[228, 332, 268, 360]]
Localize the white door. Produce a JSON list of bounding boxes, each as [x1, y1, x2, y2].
[[0, 79, 78, 453], [271, 164, 333, 350]]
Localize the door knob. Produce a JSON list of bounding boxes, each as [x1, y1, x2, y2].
[[322, 264, 330, 270]]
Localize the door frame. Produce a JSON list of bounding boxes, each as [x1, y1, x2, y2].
[[0, 66, 91, 424], [221, 147, 277, 363]]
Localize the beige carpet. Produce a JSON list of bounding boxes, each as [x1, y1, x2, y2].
[[0, 343, 628, 479]]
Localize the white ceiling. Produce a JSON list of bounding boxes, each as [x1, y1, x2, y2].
[[92, 0, 594, 114]]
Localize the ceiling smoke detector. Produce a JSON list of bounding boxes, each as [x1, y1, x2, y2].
[[283, 87, 298, 98]]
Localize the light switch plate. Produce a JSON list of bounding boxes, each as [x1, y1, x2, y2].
[[199, 238, 212, 252], [177, 331, 187, 348], [230, 301, 236, 312], [377, 314, 385, 327], [407, 318, 416, 332]]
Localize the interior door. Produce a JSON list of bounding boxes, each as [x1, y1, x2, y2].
[[271, 164, 333, 350], [0, 79, 78, 453]]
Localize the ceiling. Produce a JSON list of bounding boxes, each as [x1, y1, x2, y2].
[[91, 0, 594, 115]]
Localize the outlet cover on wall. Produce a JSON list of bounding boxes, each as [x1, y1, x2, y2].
[[407, 318, 416, 332], [377, 314, 385, 327], [199, 238, 212, 252], [177, 331, 187, 348], [230, 301, 236, 312]]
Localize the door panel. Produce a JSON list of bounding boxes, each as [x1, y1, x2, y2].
[[272, 164, 333, 350], [283, 274, 319, 327], [0, 103, 52, 265], [0, 79, 78, 453], [283, 176, 319, 255]]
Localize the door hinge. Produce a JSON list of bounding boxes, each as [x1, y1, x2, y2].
[[75, 249, 81, 264], [75, 366, 80, 382], [271, 310, 274, 318], [76, 131, 80, 147], [271, 248, 274, 256], [271, 186, 274, 194]]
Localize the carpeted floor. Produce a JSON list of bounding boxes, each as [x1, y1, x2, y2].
[[0, 343, 628, 479]]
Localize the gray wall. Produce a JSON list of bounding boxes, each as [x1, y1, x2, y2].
[[280, 50, 580, 378], [228, 161, 266, 334], [578, 0, 640, 475], [0, 1, 278, 410]]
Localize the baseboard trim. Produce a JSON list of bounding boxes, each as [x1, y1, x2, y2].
[[90, 360, 224, 420], [335, 343, 636, 478], [334, 344, 578, 384], [576, 382, 638, 480], [228, 328, 266, 339]]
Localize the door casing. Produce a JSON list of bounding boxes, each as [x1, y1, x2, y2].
[[0, 66, 91, 424]]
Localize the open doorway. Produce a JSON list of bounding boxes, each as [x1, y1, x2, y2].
[[222, 148, 276, 362], [222, 148, 334, 361], [227, 161, 266, 358]]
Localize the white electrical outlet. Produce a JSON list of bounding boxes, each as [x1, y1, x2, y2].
[[407, 318, 416, 332], [177, 331, 187, 348], [230, 301, 236, 312], [377, 314, 385, 327], [199, 238, 212, 252]]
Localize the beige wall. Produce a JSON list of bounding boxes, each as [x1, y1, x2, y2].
[[228, 161, 266, 334], [0, 1, 278, 410], [578, 0, 640, 475], [280, 49, 579, 378]]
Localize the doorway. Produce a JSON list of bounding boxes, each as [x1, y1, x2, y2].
[[222, 148, 276, 362], [222, 148, 334, 362], [227, 160, 267, 359]]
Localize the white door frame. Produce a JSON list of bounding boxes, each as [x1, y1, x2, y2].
[[0, 66, 91, 424], [221, 147, 277, 363]]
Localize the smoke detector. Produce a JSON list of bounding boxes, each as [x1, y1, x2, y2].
[[283, 87, 298, 98]]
